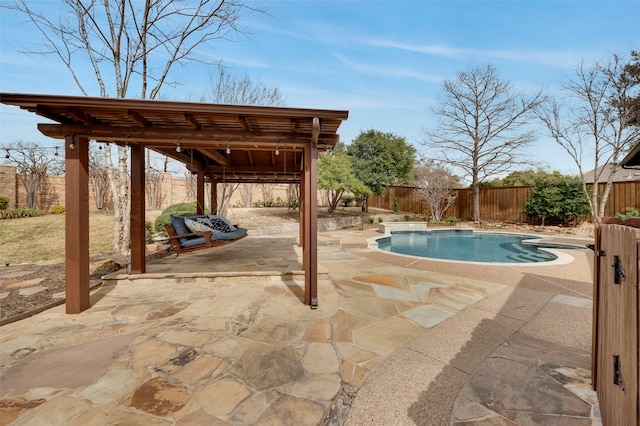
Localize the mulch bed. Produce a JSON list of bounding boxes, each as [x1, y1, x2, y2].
[[1, 246, 171, 325]]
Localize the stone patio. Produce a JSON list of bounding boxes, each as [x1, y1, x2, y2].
[[0, 228, 599, 425]]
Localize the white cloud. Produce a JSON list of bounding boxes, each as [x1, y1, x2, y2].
[[358, 37, 585, 69], [334, 54, 444, 83]]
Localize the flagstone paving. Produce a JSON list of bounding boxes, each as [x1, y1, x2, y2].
[[0, 228, 599, 425]]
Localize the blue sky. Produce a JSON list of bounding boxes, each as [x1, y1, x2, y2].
[[1, 0, 638, 177]]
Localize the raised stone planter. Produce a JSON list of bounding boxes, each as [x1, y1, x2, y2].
[[378, 222, 428, 235]]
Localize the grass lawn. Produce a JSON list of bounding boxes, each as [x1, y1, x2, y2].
[[0, 211, 163, 265], [0, 207, 383, 265]]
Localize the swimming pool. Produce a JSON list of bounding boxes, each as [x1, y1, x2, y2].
[[375, 229, 571, 264]]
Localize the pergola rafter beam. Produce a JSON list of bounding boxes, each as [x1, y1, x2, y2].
[[68, 108, 99, 124], [184, 113, 202, 129], [152, 147, 207, 170], [128, 110, 150, 127], [239, 115, 250, 131], [199, 148, 229, 166]]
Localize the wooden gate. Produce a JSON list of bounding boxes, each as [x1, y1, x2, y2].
[[593, 218, 640, 425]]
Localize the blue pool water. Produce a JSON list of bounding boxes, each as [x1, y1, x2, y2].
[[376, 229, 558, 263]]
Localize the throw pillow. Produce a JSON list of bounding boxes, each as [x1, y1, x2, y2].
[[209, 217, 231, 232], [197, 217, 214, 228], [208, 215, 236, 231], [184, 217, 217, 233]]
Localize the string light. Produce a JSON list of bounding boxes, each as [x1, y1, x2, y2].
[[226, 143, 231, 155], [68, 133, 76, 150], [275, 141, 280, 156], [2, 145, 64, 157]]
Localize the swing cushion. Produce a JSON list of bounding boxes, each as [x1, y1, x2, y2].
[[169, 214, 248, 247], [170, 215, 192, 237]]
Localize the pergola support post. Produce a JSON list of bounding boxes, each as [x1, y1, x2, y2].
[[130, 144, 146, 274], [210, 176, 218, 214], [303, 118, 320, 308], [65, 135, 90, 313], [196, 171, 205, 215], [299, 170, 305, 250]]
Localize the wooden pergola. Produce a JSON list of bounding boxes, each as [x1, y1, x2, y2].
[[0, 93, 348, 313]]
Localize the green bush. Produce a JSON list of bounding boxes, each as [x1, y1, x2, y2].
[[404, 214, 412, 221], [252, 198, 289, 208], [154, 202, 209, 233], [49, 205, 65, 214], [524, 175, 590, 226], [145, 221, 154, 243], [0, 196, 9, 210], [442, 216, 459, 226], [341, 194, 355, 207], [0, 208, 46, 219], [392, 197, 400, 213], [368, 217, 375, 224], [616, 208, 640, 221], [161, 202, 199, 215], [377, 217, 383, 223]]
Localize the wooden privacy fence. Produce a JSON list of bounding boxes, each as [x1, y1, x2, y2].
[[369, 181, 640, 223]]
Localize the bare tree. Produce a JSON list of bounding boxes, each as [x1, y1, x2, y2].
[[145, 166, 165, 209], [261, 184, 274, 204], [1, 141, 63, 209], [204, 65, 287, 214], [208, 66, 286, 106], [414, 160, 460, 223], [238, 184, 252, 207], [287, 184, 299, 209], [184, 172, 197, 202], [536, 54, 639, 218], [89, 144, 109, 211], [424, 64, 543, 222], [7, 0, 261, 253], [217, 182, 239, 217]]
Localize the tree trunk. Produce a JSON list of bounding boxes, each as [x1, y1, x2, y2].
[[104, 144, 131, 255], [471, 164, 480, 222], [597, 168, 619, 218], [218, 183, 238, 217], [472, 184, 480, 222], [591, 178, 599, 218]]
